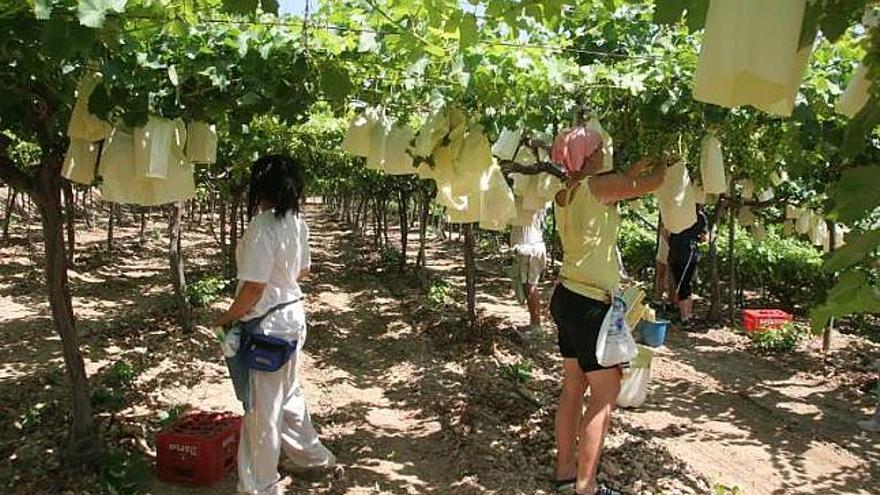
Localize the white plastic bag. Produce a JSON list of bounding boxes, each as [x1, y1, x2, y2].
[[452, 124, 493, 196], [812, 219, 828, 247], [654, 161, 697, 234], [492, 127, 522, 161], [341, 111, 373, 157], [149, 157, 197, 206], [617, 345, 653, 408], [796, 210, 813, 234], [366, 107, 391, 171], [510, 198, 537, 227], [596, 292, 638, 368], [837, 64, 871, 118], [185, 122, 218, 164], [513, 146, 537, 166], [67, 73, 111, 142], [99, 128, 155, 205], [699, 132, 727, 194], [693, 0, 812, 117], [62, 139, 99, 185], [383, 125, 415, 175], [413, 109, 449, 157], [134, 117, 187, 179], [220, 326, 242, 358], [446, 192, 481, 224], [479, 165, 516, 231]]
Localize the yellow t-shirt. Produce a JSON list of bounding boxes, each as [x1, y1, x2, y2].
[[556, 179, 621, 301]]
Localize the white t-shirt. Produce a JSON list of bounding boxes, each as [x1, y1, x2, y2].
[[236, 209, 311, 341], [511, 208, 546, 256]]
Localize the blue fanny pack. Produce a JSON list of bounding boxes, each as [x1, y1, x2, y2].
[[226, 299, 302, 411], [240, 330, 297, 372]]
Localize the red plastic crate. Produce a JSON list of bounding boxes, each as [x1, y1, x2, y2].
[[156, 411, 242, 487], [742, 309, 792, 332]]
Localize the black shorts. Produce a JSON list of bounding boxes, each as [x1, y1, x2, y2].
[[550, 284, 616, 373], [669, 245, 699, 300]]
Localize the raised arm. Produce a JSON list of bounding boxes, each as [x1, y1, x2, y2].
[[589, 159, 667, 204]]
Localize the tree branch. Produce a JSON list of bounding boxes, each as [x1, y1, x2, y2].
[[0, 134, 37, 196], [498, 160, 567, 179]]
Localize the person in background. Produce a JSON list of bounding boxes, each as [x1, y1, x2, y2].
[[511, 207, 548, 333], [212, 154, 335, 495], [653, 223, 672, 307], [667, 205, 708, 329], [549, 127, 667, 495]]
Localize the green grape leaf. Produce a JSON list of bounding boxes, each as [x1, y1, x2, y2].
[[77, 0, 110, 28], [653, 0, 686, 25], [798, 1, 821, 50], [320, 65, 352, 110], [827, 166, 880, 223], [819, 2, 858, 43], [122, 90, 149, 127], [87, 81, 113, 119], [33, 0, 52, 19], [684, 0, 708, 32], [811, 271, 880, 332], [822, 229, 880, 273], [841, 97, 880, 159], [486, 0, 506, 19], [459, 13, 478, 50], [423, 43, 446, 57], [358, 32, 378, 52], [260, 0, 279, 15], [108, 0, 126, 13], [222, 0, 258, 15], [42, 17, 96, 59], [42, 17, 73, 58]]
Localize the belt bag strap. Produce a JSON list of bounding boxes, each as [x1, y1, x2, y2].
[[250, 296, 304, 327], [239, 297, 304, 372]]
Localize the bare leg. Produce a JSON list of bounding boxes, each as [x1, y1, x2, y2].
[[679, 297, 693, 321], [575, 367, 621, 495], [654, 262, 667, 301], [555, 359, 587, 481], [525, 283, 542, 326]]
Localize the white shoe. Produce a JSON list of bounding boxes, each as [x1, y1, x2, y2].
[[281, 447, 336, 472]]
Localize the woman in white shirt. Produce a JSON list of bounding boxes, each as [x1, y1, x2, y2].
[[213, 154, 335, 495]]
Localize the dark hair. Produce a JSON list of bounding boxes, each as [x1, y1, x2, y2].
[[247, 154, 304, 219]]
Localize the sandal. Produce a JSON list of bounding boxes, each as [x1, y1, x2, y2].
[[554, 477, 577, 493]]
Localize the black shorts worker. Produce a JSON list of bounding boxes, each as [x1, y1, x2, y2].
[[668, 209, 707, 300], [669, 245, 699, 300], [550, 283, 618, 373]]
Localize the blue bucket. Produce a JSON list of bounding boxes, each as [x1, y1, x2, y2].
[[637, 319, 669, 347]]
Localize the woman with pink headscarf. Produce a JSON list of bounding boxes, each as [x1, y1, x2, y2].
[[549, 127, 667, 495]]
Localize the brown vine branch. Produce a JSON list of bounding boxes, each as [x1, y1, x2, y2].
[[498, 160, 566, 179]]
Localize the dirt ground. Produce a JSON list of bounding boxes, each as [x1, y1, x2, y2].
[[0, 203, 877, 495]]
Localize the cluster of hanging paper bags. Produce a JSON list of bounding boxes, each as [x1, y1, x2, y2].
[[62, 72, 217, 206]]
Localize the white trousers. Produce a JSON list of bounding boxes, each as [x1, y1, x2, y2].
[[237, 338, 334, 495]]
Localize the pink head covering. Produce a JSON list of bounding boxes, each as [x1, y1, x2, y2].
[[550, 127, 603, 174]]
